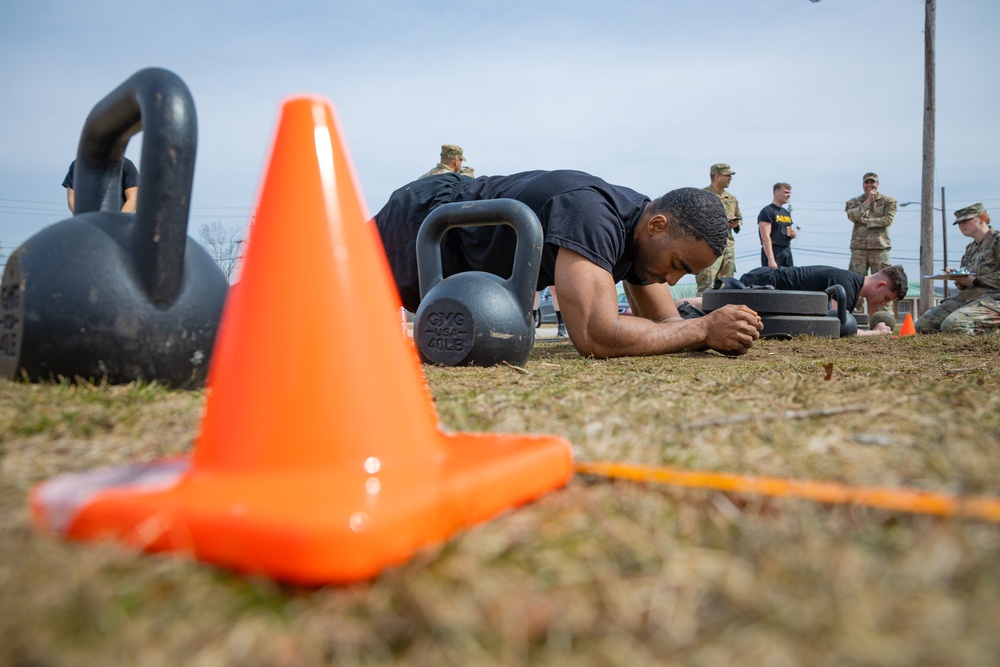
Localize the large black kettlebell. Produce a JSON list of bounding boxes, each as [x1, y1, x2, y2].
[[414, 199, 542, 366], [0, 68, 228, 388], [825, 284, 858, 337]]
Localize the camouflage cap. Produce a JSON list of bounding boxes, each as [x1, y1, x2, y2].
[[459, 165, 475, 178], [440, 144, 465, 160], [953, 202, 986, 224], [862, 172, 879, 182], [710, 163, 734, 176]]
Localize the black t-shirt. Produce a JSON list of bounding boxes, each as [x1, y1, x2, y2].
[[62, 157, 140, 210], [455, 170, 649, 288], [374, 170, 650, 311], [757, 203, 793, 247], [739, 265, 865, 310]]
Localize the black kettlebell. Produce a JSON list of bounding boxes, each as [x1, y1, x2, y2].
[[825, 284, 858, 337], [0, 68, 228, 388], [414, 199, 542, 366]]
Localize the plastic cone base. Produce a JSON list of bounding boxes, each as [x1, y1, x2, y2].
[[29, 96, 573, 585], [32, 432, 570, 584]]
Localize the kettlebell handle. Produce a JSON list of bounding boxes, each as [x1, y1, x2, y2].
[[825, 284, 848, 324], [74, 67, 197, 305], [416, 199, 543, 313]]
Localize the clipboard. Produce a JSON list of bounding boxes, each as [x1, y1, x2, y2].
[[922, 273, 975, 280]]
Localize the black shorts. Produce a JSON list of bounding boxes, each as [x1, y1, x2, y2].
[[761, 245, 793, 268], [739, 266, 778, 286], [373, 173, 473, 312]]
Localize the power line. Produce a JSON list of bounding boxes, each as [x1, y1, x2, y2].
[[0, 209, 68, 217], [0, 196, 256, 213], [0, 198, 70, 205], [736, 246, 921, 263]]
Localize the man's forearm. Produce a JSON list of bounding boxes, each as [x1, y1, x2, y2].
[[121, 187, 138, 213], [848, 199, 896, 229], [846, 204, 866, 224], [760, 235, 775, 264], [865, 212, 895, 229], [554, 247, 758, 359], [575, 313, 713, 358]]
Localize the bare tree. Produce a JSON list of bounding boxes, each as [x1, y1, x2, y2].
[[198, 221, 244, 283]]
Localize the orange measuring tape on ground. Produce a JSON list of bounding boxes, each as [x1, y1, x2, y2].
[[575, 461, 1000, 522]]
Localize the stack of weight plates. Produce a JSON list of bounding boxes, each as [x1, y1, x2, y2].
[[702, 289, 840, 338]]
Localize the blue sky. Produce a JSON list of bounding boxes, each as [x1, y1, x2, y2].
[[1, 0, 998, 287]]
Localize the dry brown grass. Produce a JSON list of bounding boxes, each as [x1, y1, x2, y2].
[[2, 333, 1000, 666]]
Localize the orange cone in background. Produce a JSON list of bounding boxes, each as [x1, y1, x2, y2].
[[898, 313, 916, 336], [29, 97, 573, 585]]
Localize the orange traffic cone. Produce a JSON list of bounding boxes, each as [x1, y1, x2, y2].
[[898, 313, 916, 336], [30, 96, 573, 584]]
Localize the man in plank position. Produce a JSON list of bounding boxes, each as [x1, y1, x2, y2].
[[374, 170, 763, 357]]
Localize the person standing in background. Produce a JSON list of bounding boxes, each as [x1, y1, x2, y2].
[[62, 157, 139, 213], [845, 172, 897, 314], [694, 163, 742, 295], [420, 145, 466, 178], [758, 182, 796, 268]]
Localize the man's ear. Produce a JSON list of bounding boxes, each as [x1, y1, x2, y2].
[[647, 213, 669, 234]]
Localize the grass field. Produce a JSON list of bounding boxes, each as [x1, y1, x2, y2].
[[2, 332, 999, 666]]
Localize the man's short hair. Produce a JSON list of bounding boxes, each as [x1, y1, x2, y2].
[[773, 182, 791, 192], [878, 264, 908, 299], [647, 187, 728, 256]]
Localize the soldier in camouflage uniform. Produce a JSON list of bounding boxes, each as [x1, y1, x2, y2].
[[694, 163, 742, 296], [916, 203, 1000, 335], [459, 165, 475, 178], [420, 144, 466, 178], [846, 172, 897, 313]]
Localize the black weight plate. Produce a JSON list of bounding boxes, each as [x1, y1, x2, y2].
[[853, 312, 870, 326], [702, 289, 828, 316], [761, 315, 840, 339]]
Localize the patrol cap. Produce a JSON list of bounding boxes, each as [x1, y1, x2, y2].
[[953, 202, 986, 224], [440, 144, 465, 160], [710, 163, 734, 176], [459, 165, 475, 178], [862, 172, 879, 182]]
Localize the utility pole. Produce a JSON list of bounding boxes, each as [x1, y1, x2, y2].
[[941, 186, 948, 298], [919, 0, 936, 314]]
